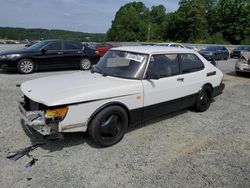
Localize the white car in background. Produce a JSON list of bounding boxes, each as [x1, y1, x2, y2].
[[185, 45, 199, 51], [156, 43, 185, 48], [19, 46, 225, 147], [235, 51, 250, 75]]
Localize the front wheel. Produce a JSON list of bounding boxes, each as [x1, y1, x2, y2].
[[17, 59, 35, 74], [194, 86, 213, 112], [88, 106, 128, 147], [80, 58, 91, 70]]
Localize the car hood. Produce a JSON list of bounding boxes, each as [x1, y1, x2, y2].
[[21, 71, 143, 107], [0, 48, 33, 55]]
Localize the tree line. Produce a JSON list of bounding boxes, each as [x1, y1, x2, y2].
[[0, 27, 106, 42], [107, 0, 250, 44]]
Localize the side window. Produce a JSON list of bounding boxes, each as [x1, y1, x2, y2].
[[64, 41, 82, 50], [147, 54, 179, 78], [180, 54, 204, 73], [46, 42, 62, 50]]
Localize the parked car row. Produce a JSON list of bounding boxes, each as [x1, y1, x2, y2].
[[1, 40, 250, 74], [147, 43, 230, 62]]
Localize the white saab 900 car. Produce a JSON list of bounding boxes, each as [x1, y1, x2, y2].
[[19, 46, 225, 147]]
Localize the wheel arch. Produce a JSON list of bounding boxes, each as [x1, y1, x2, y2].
[[200, 83, 213, 97], [87, 101, 130, 127]]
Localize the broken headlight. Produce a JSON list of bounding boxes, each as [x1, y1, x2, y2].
[[45, 107, 68, 121]]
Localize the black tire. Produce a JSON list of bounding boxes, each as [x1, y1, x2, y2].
[[88, 105, 128, 147], [17, 59, 35, 74], [194, 85, 213, 112], [80, 58, 91, 70]]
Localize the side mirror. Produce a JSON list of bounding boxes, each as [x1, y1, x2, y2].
[[41, 48, 47, 54], [146, 72, 160, 80]]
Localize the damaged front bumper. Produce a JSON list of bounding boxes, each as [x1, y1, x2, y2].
[[19, 102, 55, 135]]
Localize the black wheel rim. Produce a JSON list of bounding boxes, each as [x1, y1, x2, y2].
[[200, 91, 209, 105], [99, 114, 122, 139]]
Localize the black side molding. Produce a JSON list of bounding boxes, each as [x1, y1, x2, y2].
[[207, 71, 216, 77]]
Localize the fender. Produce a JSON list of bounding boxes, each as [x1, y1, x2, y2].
[[87, 101, 131, 127]]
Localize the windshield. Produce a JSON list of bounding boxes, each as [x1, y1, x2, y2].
[[27, 41, 50, 50], [94, 50, 148, 79]]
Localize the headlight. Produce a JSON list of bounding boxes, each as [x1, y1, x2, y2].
[[45, 107, 68, 119], [1, 54, 21, 59]]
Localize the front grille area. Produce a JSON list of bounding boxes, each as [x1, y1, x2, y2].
[[24, 96, 47, 111]]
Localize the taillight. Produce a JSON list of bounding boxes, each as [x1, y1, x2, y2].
[[95, 50, 99, 55]]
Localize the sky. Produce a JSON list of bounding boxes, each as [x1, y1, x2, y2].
[[0, 0, 179, 33]]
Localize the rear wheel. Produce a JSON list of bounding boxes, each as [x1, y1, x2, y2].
[[88, 106, 128, 147], [80, 58, 91, 70], [194, 85, 213, 112], [17, 59, 35, 74]]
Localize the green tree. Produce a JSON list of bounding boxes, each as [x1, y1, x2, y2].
[[107, 2, 148, 41], [215, 0, 250, 44], [149, 5, 167, 41], [170, 0, 208, 42]]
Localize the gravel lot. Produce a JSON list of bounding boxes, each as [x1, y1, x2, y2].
[[0, 48, 250, 187]]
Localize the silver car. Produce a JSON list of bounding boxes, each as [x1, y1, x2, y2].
[[235, 52, 250, 74]]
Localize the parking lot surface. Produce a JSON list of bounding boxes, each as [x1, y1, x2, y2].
[[0, 58, 249, 187]]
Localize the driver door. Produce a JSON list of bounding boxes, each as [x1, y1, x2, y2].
[[36, 41, 64, 69], [142, 53, 185, 121]]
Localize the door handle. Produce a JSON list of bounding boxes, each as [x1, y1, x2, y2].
[[177, 78, 184, 82], [58, 52, 64, 55]]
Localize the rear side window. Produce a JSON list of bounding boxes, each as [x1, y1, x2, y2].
[[46, 41, 62, 50], [180, 54, 204, 73], [64, 41, 82, 50], [147, 54, 179, 78]]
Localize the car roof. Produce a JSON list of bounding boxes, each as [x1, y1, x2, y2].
[[112, 46, 193, 54]]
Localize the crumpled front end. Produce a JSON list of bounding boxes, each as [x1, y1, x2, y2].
[[19, 96, 59, 135]]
